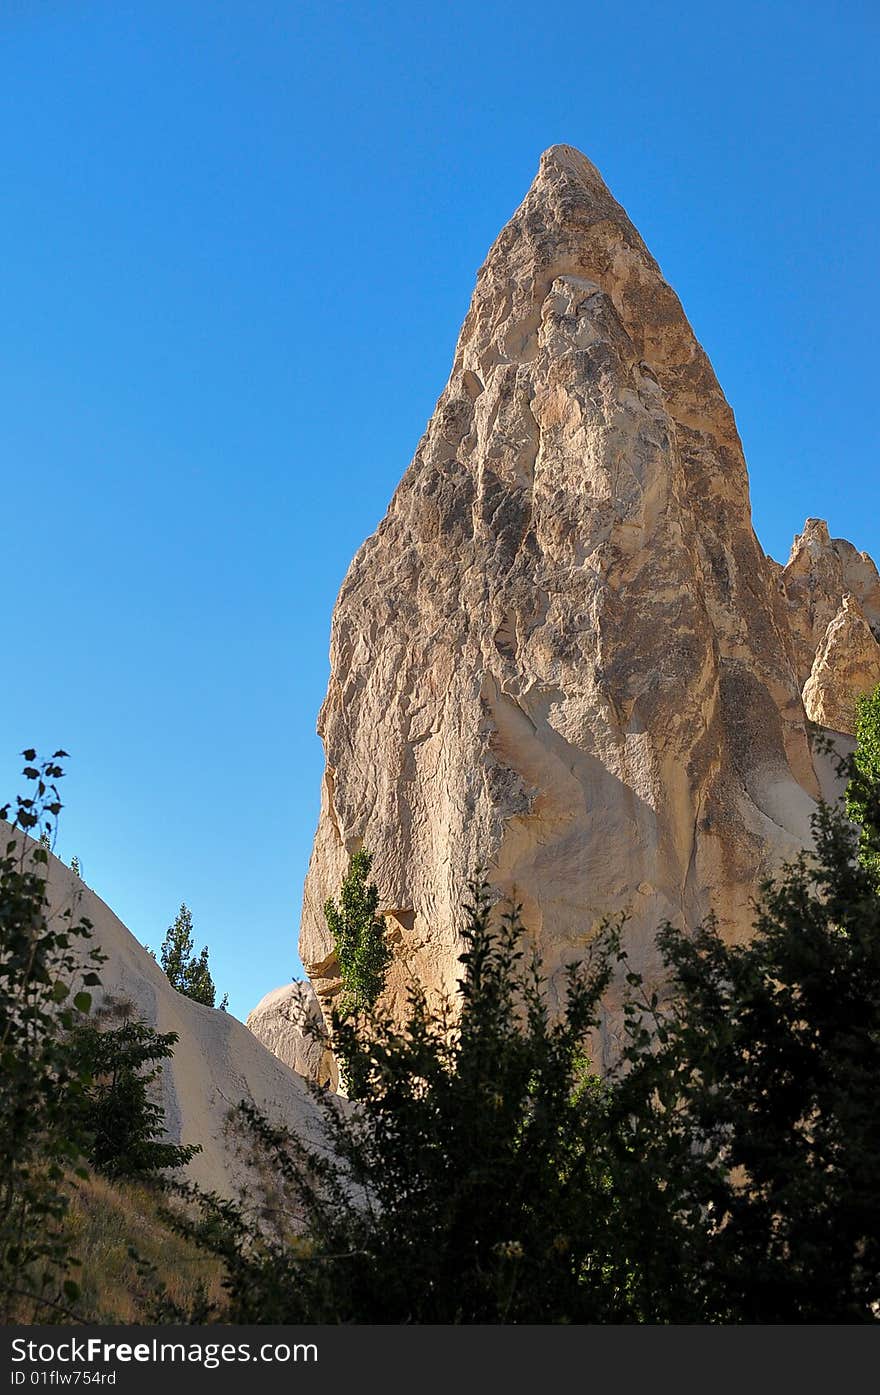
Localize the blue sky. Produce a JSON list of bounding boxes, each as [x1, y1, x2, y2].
[[1, 1, 877, 1019]]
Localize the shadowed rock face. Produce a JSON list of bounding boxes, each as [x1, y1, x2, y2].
[[299, 145, 877, 1052]]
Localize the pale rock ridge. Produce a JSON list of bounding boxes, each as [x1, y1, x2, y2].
[[27, 840, 326, 1198], [246, 981, 334, 1087], [299, 145, 872, 1049], [802, 594, 880, 733]]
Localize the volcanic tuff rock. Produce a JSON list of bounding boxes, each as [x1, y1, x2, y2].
[[801, 595, 880, 733], [775, 517, 880, 732], [246, 981, 334, 1087], [299, 145, 879, 1055], [22, 838, 326, 1197]]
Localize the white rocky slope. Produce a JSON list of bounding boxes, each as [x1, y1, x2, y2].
[[33, 845, 325, 1197]]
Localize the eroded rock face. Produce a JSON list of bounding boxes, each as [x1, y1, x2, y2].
[[776, 518, 880, 732], [802, 595, 880, 733], [246, 981, 335, 1088], [300, 145, 876, 1055]]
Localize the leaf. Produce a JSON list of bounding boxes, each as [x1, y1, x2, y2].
[[51, 981, 70, 1003], [73, 991, 92, 1013], [22, 748, 36, 761], [63, 1279, 80, 1303]]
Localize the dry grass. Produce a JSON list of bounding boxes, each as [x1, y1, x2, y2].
[[63, 1173, 225, 1323]]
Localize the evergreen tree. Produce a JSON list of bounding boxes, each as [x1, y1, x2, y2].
[[157, 904, 222, 1008]]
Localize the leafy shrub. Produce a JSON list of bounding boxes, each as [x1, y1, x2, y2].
[[0, 750, 103, 1321], [323, 849, 390, 1016], [167, 744, 880, 1324], [847, 682, 880, 887], [165, 886, 634, 1323], [68, 1003, 200, 1182]]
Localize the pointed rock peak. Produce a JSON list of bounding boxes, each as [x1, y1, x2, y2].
[[300, 140, 827, 1023], [482, 141, 645, 266], [458, 142, 725, 447], [780, 519, 880, 687], [537, 143, 610, 190], [802, 592, 880, 734], [787, 518, 830, 561], [517, 143, 644, 249]]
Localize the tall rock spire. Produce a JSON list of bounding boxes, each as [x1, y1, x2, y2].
[[298, 146, 872, 1049]]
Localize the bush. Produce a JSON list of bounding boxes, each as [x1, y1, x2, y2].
[[165, 890, 667, 1323], [323, 849, 390, 1017], [0, 751, 103, 1321], [166, 743, 880, 1324], [847, 682, 880, 887], [68, 1002, 200, 1182], [613, 776, 880, 1321]]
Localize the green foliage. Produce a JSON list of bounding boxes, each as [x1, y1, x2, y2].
[[847, 683, 880, 887], [70, 855, 81, 878], [68, 1005, 201, 1182], [167, 745, 880, 1324], [0, 750, 104, 1321], [323, 849, 390, 1016], [156, 903, 222, 1008], [617, 758, 880, 1322], [164, 885, 634, 1323]]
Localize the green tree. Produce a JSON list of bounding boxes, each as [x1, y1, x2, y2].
[[847, 682, 880, 887], [163, 753, 880, 1325], [163, 891, 669, 1324], [614, 743, 880, 1323], [68, 1005, 200, 1182], [0, 750, 104, 1321], [323, 849, 390, 1017], [157, 903, 224, 1008]]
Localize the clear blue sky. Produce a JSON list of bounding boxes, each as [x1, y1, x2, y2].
[[1, 1, 877, 1019]]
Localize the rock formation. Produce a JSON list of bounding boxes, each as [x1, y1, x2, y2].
[[801, 595, 880, 733], [775, 518, 880, 732], [246, 981, 334, 1087], [31, 843, 325, 1197], [299, 145, 879, 1057]]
